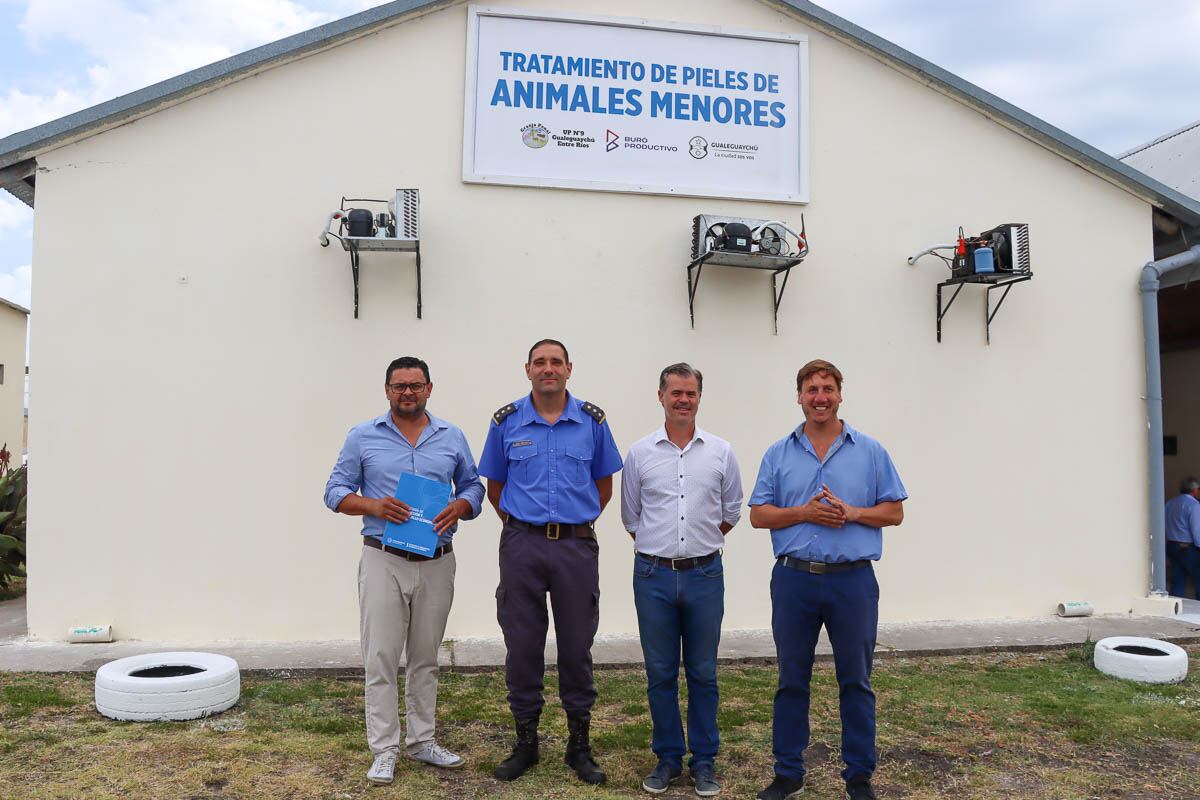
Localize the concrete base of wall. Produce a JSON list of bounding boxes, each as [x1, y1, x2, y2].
[[1129, 594, 1183, 616], [4, 615, 1198, 673]]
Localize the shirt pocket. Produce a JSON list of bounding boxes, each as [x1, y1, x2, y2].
[[563, 448, 593, 486], [508, 442, 539, 483]]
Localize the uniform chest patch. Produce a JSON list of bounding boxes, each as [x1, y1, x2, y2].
[[512, 440, 534, 447]]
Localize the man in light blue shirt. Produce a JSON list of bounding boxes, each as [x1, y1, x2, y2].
[[1165, 477, 1200, 599], [325, 356, 484, 785], [749, 359, 906, 800]]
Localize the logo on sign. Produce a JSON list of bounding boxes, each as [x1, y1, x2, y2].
[[688, 136, 709, 159], [606, 130, 620, 152], [521, 123, 551, 149]]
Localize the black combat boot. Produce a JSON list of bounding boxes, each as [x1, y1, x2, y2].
[[493, 716, 539, 781], [565, 713, 606, 785]]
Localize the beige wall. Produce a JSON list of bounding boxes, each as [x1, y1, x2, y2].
[[27, 0, 1155, 641], [0, 305, 27, 464], [1163, 348, 1200, 500]]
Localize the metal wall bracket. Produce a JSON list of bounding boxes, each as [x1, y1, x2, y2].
[[340, 238, 420, 319], [686, 251, 804, 334], [936, 273, 1032, 343]]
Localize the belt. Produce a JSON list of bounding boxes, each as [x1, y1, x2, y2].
[[363, 537, 452, 561], [637, 552, 719, 571], [778, 556, 870, 574], [506, 515, 595, 540]]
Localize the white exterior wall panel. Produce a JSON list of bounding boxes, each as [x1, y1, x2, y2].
[[27, 0, 1154, 641], [0, 305, 27, 462]]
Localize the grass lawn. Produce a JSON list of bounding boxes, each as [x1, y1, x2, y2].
[[1, 645, 1198, 799]]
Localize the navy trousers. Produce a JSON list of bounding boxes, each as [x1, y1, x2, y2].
[[495, 522, 600, 720], [1166, 541, 1200, 599], [770, 560, 879, 782]]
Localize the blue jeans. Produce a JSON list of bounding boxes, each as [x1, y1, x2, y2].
[[1166, 541, 1200, 599], [633, 552, 724, 770], [771, 560, 878, 782]]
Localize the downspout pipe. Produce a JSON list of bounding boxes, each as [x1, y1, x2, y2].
[[1141, 244, 1200, 595]]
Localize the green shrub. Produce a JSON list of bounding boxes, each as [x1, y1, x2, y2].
[[0, 443, 27, 594]]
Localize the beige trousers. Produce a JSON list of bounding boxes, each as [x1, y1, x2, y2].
[[358, 544, 455, 755]]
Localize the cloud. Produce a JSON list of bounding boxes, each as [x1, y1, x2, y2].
[[0, 194, 33, 232], [816, 0, 1200, 153], [0, 264, 31, 309], [1, 0, 344, 137]]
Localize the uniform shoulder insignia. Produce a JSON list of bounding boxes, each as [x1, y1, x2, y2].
[[492, 403, 517, 425], [581, 401, 606, 424]]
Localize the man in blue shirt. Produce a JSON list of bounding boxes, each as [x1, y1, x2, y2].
[[1165, 477, 1200, 599], [749, 359, 907, 800], [479, 338, 624, 785], [324, 356, 484, 786]]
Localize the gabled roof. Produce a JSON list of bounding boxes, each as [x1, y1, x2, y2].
[[1118, 119, 1200, 204], [0, 297, 30, 316], [2, 0, 1199, 227]]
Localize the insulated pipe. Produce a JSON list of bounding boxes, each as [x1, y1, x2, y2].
[[1141, 244, 1200, 595]]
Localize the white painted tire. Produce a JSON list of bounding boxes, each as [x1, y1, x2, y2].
[[95, 652, 240, 721], [1093, 637, 1189, 684]]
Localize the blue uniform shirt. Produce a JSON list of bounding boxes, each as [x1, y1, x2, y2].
[[479, 393, 623, 524], [749, 421, 907, 562], [1165, 493, 1200, 545], [324, 411, 485, 546]]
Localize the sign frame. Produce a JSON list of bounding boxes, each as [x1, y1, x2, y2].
[[462, 5, 810, 203]]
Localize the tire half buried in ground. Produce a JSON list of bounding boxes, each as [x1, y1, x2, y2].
[[95, 651, 240, 721], [1093, 636, 1189, 684]]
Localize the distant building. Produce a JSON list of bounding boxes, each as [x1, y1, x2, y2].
[[0, 299, 29, 466]]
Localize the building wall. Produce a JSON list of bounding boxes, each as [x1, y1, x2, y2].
[[0, 306, 28, 465], [1163, 348, 1200, 499], [27, 0, 1154, 641]]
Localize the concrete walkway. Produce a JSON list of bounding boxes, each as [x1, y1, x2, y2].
[[2, 596, 1197, 672]]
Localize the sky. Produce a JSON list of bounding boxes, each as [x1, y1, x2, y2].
[[1, 0, 1198, 320]]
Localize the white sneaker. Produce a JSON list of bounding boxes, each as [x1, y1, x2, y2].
[[407, 740, 466, 769], [367, 750, 398, 784]]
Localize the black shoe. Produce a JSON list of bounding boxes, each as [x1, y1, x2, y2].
[[641, 760, 683, 794], [565, 714, 607, 785], [757, 774, 805, 800], [845, 776, 877, 800], [493, 716, 539, 781]]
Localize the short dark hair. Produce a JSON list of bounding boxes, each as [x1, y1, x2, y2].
[[385, 356, 430, 384], [1181, 477, 1200, 494], [527, 339, 569, 364], [659, 362, 703, 393], [796, 359, 844, 391]]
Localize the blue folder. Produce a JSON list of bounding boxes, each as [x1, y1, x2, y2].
[[382, 472, 452, 556]]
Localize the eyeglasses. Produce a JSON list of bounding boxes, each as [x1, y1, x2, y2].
[[388, 382, 427, 394]]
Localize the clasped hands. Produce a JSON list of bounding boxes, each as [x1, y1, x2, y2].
[[372, 497, 472, 533], [800, 484, 861, 528]]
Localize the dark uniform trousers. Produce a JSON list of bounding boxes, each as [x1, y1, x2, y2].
[[495, 520, 601, 719]]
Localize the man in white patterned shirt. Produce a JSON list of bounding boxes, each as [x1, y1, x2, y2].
[[621, 363, 743, 798]]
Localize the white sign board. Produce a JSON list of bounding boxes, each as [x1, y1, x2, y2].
[[463, 7, 809, 202]]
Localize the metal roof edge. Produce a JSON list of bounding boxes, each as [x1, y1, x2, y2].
[[1, 182, 33, 208], [0, 297, 30, 315], [768, 0, 1200, 226], [1118, 118, 1200, 160], [0, 0, 450, 173]]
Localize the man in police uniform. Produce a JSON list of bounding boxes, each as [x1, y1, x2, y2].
[[479, 338, 623, 785], [749, 359, 906, 800]]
